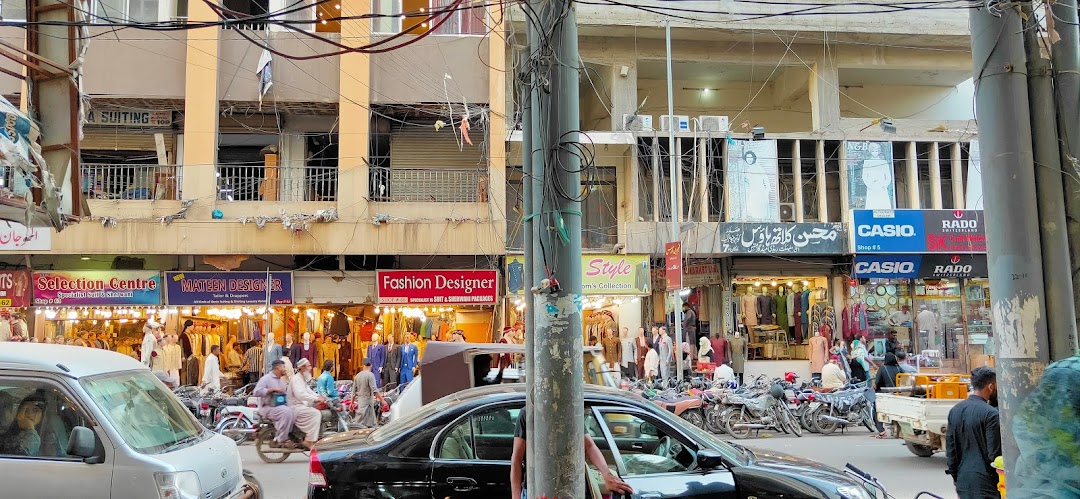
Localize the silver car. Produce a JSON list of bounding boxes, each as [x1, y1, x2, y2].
[[0, 343, 259, 499]]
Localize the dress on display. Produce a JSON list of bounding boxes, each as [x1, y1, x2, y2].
[[287, 343, 302, 366], [757, 294, 774, 325], [786, 292, 796, 329], [367, 343, 386, 388], [774, 293, 789, 330], [384, 343, 402, 387], [400, 343, 419, 384], [300, 342, 317, 367], [729, 336, 747, 373], [809, 334, 829, 374], [740, 294, 759, 327], [793, 291, 804, 341]]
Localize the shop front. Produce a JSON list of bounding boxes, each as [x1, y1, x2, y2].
[[0, 270, 32, 341], [291, 271, 377, 379], [32, 270, 165, 355], [505, 254, 651, 346], [851, 209, 990, 373]]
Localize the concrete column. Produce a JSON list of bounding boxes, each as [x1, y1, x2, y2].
[[279, 133, 306, 201], [698, 138, 708, 223], [838, 141, 850, 216], [628, 140, 641, 224], [337, 0, 371, 220], [815, 140, 828, 221], [793, 140, 804, 222], [651, 135, 660, 222], [181, 0, 221, 217], [950, 143, 965, 209], [929, 142, 943, 209], [808, 60, 841, 132], [609, 62, 638, 131], [907, 141, 921, 208], [488, 2, 508, 246]]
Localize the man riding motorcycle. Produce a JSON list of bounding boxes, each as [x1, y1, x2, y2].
[[253, 359, 300, 449], [287, 358, 326, 449]]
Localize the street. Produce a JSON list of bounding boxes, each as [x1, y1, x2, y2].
[[242, 430, 957, 499]]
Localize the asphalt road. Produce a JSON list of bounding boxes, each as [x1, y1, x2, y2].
[[241, 428, 958, 499]]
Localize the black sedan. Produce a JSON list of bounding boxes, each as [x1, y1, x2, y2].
[[307, 385, 876, 499]]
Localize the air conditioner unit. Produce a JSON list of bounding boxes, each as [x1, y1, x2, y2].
[[660, 115, 690, 132], [697, 115, 730, 132], [779, 203, 796, 222], [622, 114, 654, 132]]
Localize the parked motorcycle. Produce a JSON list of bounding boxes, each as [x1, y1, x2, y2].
[[809, 382, 875, 435], [722, 383, 802, 439]]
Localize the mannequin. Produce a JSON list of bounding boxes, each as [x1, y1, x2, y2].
[[368, 333, 386, 388], [384, 333, 401, 387], [635, 327, 648, 379], [809, 329, 829, 377], [740, 288, 759, 330], [300, 332, 317, 368], [917, 305, 938, 351], [757, 288, 775, 325], [286, 333, 301, 366], [728, 331, 748, 383], [792, 285, 804, 342], [697, 335, 713, 364], [399, 332, 419, 385], [774, 287, 789, 338]]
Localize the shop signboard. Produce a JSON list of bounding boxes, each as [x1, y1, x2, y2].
[[0, 270, 31, 307], [0, 222, 51, 251], [651, 259, 722, 288], [665, 242, 683, 290], [853, 254, 988, 279], [86, 110, 172, 127], [164, 271, 293, 305], [378, 269, 498, 305], [505, 255, 651, 296], [853, 209, 986, 253], [33, 270, 162, 306], [719, 222, 844, 254]]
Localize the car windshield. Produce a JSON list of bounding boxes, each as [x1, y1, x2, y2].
[[371, 394, 466, 443], [81, 370, 205, 454]]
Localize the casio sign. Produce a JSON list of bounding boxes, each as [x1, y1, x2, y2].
[[857, 224, 917, 237], [855, 261, 916, 274]]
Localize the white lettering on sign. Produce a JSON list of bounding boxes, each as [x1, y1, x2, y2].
[[933, 265, 973, 275], [87, 110, 172, 127], [854, 261, 916, 274], [382, 274, 495, 294], [857, 224, 917, 237], [585, 257, 632, 281], [941, 220, 978, 230]]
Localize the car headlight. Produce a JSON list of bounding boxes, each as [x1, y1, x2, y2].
[[837, 485, 874, 499], [155, 471, 201, 499]]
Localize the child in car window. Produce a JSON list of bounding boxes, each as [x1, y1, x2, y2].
[[1, 390, 47, 456]]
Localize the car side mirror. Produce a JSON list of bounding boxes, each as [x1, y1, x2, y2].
[[639, 422, 659, 437], [66, 426, 99, 463], [697, 449, 725, 470]]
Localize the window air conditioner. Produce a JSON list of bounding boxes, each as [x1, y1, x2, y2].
[[697, 115, 730, 132], [779, 203, 796, 222], [660, 115, 690, 133], [622, 114, 654, 132]]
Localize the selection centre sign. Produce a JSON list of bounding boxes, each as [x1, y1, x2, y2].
[[853, 209, 986, 253], [164, 271, 293, 305], [377, 269, 498, 305], [33, 270, 163, 306]]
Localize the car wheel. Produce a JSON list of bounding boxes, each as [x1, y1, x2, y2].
[[681, 409, 705, 429], [905, 441, 936, 458]]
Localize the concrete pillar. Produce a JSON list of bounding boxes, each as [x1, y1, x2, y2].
[[181, 0, 220, 217], [808, 60, 841, 132], [337, 0, 371, 220], [950, 143, 965, 209], [609, 62, 638, 131], [279, 132, 306, 201], [929, 142, 943, 209], [838, 141, 850, 216], [488, 2, 508, 244], [793, 140, 804, 222], [815, 140, 828, 221], [906, 141, 921, 208]]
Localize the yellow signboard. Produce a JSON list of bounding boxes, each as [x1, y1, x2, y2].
[[505, 255, 651, 296]]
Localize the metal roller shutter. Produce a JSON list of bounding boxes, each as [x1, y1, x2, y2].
[[218, 114, 281, 134], [82, 130, 175, 153], [390, 129, 484, 168], [727, 257, 839, 277]]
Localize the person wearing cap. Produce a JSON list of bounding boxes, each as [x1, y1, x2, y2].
[[253, 359, 299, 449], [202, 345, 223, 392], [821, 354, 848, 391], [895, 350, 918, 373], [451, 330, 466, 342], [0, 390, 47, 456], [287, 358, 325, 448], [140, 321, 163, 367], [350, 359, 379, 428]]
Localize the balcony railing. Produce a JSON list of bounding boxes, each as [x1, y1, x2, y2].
[[81, 163, 183, 200], [216, 165, 338, 202], [369, 166, 487, 202]]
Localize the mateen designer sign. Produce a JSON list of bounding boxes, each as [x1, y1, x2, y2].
[[377, 270, 498, 305]]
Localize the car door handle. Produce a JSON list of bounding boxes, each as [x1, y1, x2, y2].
[[631, 442, 645, 450], [640, 494, 661, 499], [447, 477, 477, 491]]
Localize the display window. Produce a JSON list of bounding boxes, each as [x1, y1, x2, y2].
[[848, 279, 913, 352], [732, 277, 831, 361]]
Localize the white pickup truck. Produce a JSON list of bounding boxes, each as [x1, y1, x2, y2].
[[875, 393, 962, 457]]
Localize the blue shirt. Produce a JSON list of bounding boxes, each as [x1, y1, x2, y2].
[[316, 371, 338, 400]]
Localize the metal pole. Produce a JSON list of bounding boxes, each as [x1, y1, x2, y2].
[[1022, 2, 1079, 362], [665, 20, 685, 381], [1049, 0, 1080, 357], [527, 1, 584, 497], [520, 40, 537, 492], [970, 3, 1051, 480]]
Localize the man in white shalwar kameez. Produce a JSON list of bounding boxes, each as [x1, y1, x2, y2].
[[287, 358, 325, 448]]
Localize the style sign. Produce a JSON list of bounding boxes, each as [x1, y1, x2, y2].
[[0, 270, 31, 307], [0, 222, 51, 251], [853, 210, 986, 253], [665, 242, 683, 291], [164, 271, 293, 306], [505, 255, 651, 296], [33, 271, 163, 306], [378, 270, 498, 305], [853, 254, 988, 279], [719, 223, 844, 254]]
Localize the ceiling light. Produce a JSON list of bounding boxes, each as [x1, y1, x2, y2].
[[80, 256, 91, 261]]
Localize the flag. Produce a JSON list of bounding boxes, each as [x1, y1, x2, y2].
[[256, 49, 273, 109]]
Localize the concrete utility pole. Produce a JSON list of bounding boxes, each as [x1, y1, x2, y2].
[[969, 2, 1052, 479], [521, 20, 538, 491], [524, 1, 585, 497], [664, 20, 685, 381], [1021, 2, 1079, 360], [1049, 0, 1080, 357]]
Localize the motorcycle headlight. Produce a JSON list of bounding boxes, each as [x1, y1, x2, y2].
[[837, 484, 876, 499], [155, 471, 201, 499]]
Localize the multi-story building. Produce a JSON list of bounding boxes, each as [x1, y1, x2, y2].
[[0, 1, 985, 375]]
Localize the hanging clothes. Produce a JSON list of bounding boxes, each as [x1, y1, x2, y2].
[[774, 293, 789, 330], [399, 342, 419, 384], [801, 290, 811, 327]]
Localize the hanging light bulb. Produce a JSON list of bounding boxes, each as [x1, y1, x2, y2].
[[771, 280, 778, 287], [67, 310, 78, 320], [44, 309, 57, 319], [34, 309, 41, 315], [754, 281, 762, 287], [802, 280, 810, 287]]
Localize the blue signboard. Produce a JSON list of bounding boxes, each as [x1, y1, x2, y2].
[[164, 271, 293, 306], [853, 254, 988, 279], [852, 210, 926, 253]]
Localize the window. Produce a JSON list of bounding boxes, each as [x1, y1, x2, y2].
[[1, 0, 26, 20], [594, 410, 697, 477], [0, 379, 93, 459], [373, 0, 486, 35], [81, 370, 204, 454], [437, 405, 520, 461], [95, 0, 161, 22], [582, 167, 618, 249]]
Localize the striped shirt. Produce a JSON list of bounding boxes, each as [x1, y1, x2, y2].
[[243, 346, 264, 374]]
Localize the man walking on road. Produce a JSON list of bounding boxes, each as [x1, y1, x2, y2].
[[945, 367, 1000, 499], [351, 359, 379, 428]]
